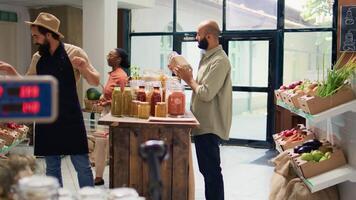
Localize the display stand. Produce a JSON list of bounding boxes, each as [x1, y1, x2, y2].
[[99, 112, 199, 200], [276, 100, 356, 193]]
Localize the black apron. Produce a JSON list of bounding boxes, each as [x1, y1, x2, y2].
[[34, 43, 88, 156]]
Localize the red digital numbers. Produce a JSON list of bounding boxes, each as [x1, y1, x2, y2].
[[22, 101, 40, 114], [19, 85, 40, 98], [0, 86, 3, 97]]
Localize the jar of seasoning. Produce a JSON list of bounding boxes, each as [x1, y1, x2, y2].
[[111, 85, 123, 117], [122, 87, 132, 116], [136, 85, 146, 102], [150, 86, 162, 115], [167, 84, 185, 116], [129, 80, 144, 99], [131, 100, 140, 117], [155, 102, 167, 117], [138, 102, 150, 119]]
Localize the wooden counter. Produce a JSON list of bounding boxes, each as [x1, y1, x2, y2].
[[98, 113, 199, 200]]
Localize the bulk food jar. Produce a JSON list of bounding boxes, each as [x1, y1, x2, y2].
[[111, 85, 123, 117], [122, 87, 132, 116], [18, 175, 59, 200], [136, 85, 146, 102], [78, 187, 106, 200], [150, 86, 162, 116], [107, 187, 139, 200], [129, 80, 144, 100], [167, 83, 185, 116]]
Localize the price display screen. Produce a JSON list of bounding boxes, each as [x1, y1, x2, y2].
[[0, 76, 58, 123]]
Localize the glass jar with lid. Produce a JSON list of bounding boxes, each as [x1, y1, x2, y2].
[[136, 85, 146, 102], [18, 175, 59, 200], [122, 87, 132, 116], [111, 85, 123, 117], [107, 187, 139, 200], [78, 187, 106, 200], [129, 80, 144, 100], [155, 102, 167, 117], [150, 86, 162, 116], [131, 100, 140, 117], [167, 83, 185, 116], [58, 188, 76, 200], [138, 102, 150, 119]]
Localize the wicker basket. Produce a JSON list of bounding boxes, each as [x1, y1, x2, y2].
[[84, 99, 104, 113]]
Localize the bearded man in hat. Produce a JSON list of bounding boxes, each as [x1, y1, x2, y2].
[[0, 12, 100, 187]]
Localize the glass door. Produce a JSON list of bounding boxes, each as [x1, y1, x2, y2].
[[174, 33, 276, 146], [228, 39, 270, 142]]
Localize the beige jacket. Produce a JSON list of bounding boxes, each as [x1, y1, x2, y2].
[[191, 45, 232, 140]]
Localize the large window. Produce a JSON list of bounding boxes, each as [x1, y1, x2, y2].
[[283, 32, 332, 84], [226, 0, 277, 30], [177, 0, 222, 32], [129, 0, 336, 144], [130, 36, 173, 71], [229, 40, 269, 87], [285, 0, 334, 29], [131, 1, 173, 32]]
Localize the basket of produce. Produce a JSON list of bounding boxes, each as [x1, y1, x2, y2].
[[298, 59, 356, 114]]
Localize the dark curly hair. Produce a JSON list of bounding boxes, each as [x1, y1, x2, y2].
[[115, 48, 130, 69]]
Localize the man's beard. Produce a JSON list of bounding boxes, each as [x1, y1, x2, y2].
[[37, 39, 50, 56]]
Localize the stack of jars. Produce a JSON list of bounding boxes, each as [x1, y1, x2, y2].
[[111, 79, 186, 119]]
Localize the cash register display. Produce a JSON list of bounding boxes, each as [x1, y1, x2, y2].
[[0, 76, 58, 123]]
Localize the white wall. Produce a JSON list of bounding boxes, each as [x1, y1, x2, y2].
[[0, 4, 31, 75], [82, 0, 117, 89]]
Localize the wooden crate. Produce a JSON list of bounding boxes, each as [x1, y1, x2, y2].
[[298, 86, 355, 115], [107, 119, 197, 200]]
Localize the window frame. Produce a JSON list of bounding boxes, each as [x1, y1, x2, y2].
[[127, 0, 338, 147]]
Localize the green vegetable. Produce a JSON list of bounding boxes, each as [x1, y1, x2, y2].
[[312, 150, 324, 162], [316, 54, 356, 98], [301, 153, 314, 161], [319, 156, 328, 162], [324, 152, 331, 159], [86, 88, 101, 100]]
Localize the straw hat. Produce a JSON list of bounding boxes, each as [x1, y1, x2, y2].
[[25, 12, 64, 38]]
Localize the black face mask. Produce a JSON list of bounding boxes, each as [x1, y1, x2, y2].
[[198, 37, 209, 50], [37, 39, 50, 56]]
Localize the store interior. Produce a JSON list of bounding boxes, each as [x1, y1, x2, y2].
[[1, 0, 356, 199]]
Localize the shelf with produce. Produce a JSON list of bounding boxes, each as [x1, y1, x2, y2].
[[0, 137, 27, 156], [276, 99, 356, 123], [298, 164, 356, 193]]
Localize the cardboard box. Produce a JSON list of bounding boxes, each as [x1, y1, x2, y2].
[[280, 90, 291, 104], [298, 86, 355, 115], [276, 131, 315, 151], [285, 92, 304, 109], [291, 147, 347, 178], [275, 90, 283, 101], [0, 138, 5, 149]]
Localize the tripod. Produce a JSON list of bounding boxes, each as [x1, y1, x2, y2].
[[139, 140, 168, 200]]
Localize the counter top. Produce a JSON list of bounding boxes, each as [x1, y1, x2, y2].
[[98, 111, 200, 127]]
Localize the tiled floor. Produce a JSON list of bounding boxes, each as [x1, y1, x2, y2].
[[10, 144, 277, 200]]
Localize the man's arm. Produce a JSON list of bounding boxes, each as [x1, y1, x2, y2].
[[0, 61, 22, 77], [71, 49, 100, 86], [174, 58, 230, 102]]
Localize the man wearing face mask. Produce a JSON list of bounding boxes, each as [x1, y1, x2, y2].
[[170, 20, 232, 200], [0, 12, 100, 187]]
